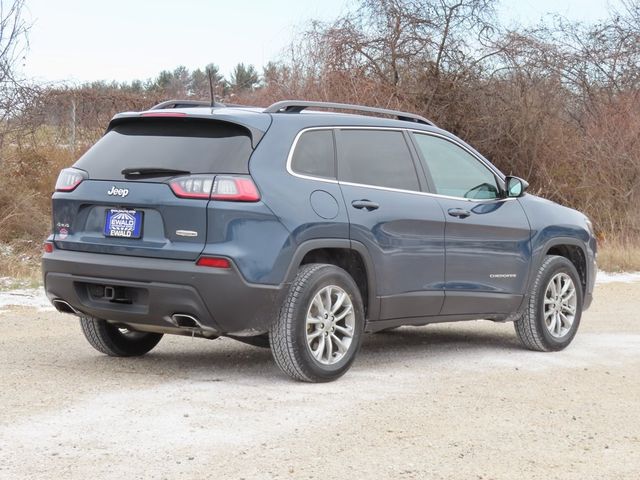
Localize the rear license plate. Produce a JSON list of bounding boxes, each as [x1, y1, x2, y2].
[[104, 209, 143, 238]]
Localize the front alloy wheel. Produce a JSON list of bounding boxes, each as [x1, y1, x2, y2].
[[543, 272, 577, 339], [514, 255, 583, 351]]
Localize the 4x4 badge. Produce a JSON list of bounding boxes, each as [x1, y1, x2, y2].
[[107, 186, 129, 197]]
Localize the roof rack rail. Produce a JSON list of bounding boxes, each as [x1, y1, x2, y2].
[[149, 99, 226, 110], [264, 100, 435, 126]]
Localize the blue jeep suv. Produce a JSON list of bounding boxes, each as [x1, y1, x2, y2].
[[42, 100, 597, 382]]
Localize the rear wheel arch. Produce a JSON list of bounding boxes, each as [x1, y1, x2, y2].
[[284, 240, 378, 319]]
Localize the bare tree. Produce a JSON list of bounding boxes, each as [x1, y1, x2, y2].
[[301, 1, 497, 86], [264, 0, 640, 237], [0, 0, 28, 148]]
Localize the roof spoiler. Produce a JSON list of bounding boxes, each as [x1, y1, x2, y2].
[[108, 112, 267, 148]]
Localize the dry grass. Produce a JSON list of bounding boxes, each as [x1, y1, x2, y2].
[[0, 144, 74, 240], [0, 143, 69, 288], [597, 239, 640, 273], [0, 241, 42, 288]]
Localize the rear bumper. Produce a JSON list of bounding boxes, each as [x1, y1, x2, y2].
[[42, 249, 286, 335]]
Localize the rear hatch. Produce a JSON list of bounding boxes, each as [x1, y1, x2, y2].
[[52, 115, 261, 260]]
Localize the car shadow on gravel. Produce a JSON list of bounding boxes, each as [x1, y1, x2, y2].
[[73, 323, 523, 381], [359, 324, 522, 358], [81, 341, 277, 380]]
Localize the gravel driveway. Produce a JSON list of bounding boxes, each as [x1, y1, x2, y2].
[[1, 281, 639, 479]]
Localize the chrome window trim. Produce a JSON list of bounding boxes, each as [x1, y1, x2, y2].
[[337, 180, 516, 203], [286, 127, 339, 184], [286, 126, 512, 203]]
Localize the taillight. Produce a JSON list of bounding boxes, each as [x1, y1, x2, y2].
[[169, 175, 260, 202], [212, 176, 260, 202], [55, 168, 87, 192], [169, 175, 214, 199], [43, 242, 54, 253]]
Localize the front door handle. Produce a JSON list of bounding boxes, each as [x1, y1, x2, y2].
[[448, 208, 471, 219], [352, 199, 379, 211]]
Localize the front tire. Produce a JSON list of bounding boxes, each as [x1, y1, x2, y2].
[[269, 263, 365, 382], [79, 316, 163, 357], [514, 255, 583, 352]]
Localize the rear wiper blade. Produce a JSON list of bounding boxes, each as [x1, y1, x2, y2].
[[121, 167, 190, 178]]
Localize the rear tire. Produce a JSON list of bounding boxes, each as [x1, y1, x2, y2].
[[79, 316, 163, 357], [269, 263, 365, 382], [514, 255, 583, 352]]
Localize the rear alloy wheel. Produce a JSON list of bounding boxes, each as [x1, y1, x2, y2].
[[269, 264, 364, 382], [514, 255, 583, 351], [305, 285, 356, 365], [80, 315, 163, 357]]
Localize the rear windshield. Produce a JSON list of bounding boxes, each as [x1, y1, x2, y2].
[[75, 118, 253, 180]]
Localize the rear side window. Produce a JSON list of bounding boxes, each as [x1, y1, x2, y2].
[[337, 130, 420, 191], [75, 118, 253, 180], [290, 129, 335, 178]]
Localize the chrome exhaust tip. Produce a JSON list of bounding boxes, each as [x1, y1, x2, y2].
[[170, 313, 199, 328], [52, 299, 79, 315], [169, 313, 217, 335]]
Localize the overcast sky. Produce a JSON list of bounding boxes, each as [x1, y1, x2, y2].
[[21, 0, 622, 84]]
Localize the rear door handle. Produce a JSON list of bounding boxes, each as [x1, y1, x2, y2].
[[352, 199, 379, 211], [448, 208, 471, 219]]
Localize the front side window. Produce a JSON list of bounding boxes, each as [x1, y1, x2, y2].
[[337, 129, 420, 191], [290, 129, 336, 179], [413, 133, 500, 199]]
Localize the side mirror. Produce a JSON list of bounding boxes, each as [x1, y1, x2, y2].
[[505, 176, 528, 198]]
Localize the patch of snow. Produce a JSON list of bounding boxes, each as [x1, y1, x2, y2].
[[449, 332, 640, 373], [596, 271, 640, 284], [0, 287, 54, 312]]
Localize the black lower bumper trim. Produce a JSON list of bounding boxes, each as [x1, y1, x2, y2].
[[43, 249, 285, 335]]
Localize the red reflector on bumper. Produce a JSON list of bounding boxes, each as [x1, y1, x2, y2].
[[43, 242, 54, 253], [196, 257, 230, 268]]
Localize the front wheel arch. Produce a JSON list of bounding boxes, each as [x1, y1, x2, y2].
[[545, 243, 587, 295], [521, 237, 590, 313], [514, 255, 583, 352]]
